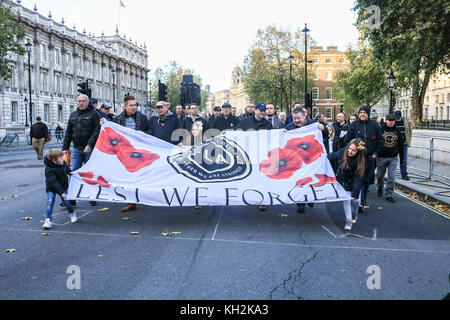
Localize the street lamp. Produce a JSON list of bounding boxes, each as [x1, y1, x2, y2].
[[279, 69, 284, 108], [302, 23, 311, 114], [111, 69, 116, 114], [387, 70, 396, 114], [24, 97, 29, 127], [25, 39, 33, 126], [289, 54, 294, 109]]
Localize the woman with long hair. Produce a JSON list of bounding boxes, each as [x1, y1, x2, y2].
[[328, 138, 366, 231]]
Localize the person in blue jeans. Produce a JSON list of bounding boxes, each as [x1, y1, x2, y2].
[[43, 149, 77, 229], [62, 94, 100, 206]]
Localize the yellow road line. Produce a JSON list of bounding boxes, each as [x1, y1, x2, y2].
[[394, 190, 450, 220]]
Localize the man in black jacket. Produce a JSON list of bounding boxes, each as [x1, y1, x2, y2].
[[30, 117, 49, 160], [63, 94, 101, 207], [239, 102, 255, 120], [182, 104, 209, 133], [345, 105, 384, 212], [147, 101, 179, 144], [376, 114, 405, 203], [235, 102, 272, 131], [211, 103, 240, 132]]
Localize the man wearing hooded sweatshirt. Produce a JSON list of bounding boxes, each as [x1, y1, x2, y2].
[[345, 105, 384, 212]]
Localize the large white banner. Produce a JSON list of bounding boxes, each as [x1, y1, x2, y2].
[[67, 121, 351, 207]]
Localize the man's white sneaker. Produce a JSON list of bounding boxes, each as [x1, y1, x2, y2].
[[69, 212, 78, 223], [344, 220, 353, 231], [43, 219, 52, 230]]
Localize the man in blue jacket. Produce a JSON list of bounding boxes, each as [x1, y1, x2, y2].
[[344, 105, 384, 212], [147, 101, 179, 144]]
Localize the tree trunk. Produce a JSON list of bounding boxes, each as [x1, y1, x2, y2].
[[410, 71, 431, 128]]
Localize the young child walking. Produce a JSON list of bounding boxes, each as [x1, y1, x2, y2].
[[43, 149, 77, 229], [328, 139, 366, 231]]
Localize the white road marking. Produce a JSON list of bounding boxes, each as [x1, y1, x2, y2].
[[1, 227, 448, 255], [322, 225, 377, 241], [39, 210, 93, 226], [211, 207, 224, 240]]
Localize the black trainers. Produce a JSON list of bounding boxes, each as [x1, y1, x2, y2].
[[307, 203, 314, 208], [377, 189, 383, 197], [297, 204, 306, 214], [361, 200, 370, 209], [386, 197, 396, 203], [89, 201, 97, 207]]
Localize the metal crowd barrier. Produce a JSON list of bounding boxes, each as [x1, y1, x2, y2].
[[407, 136, 450, 198]]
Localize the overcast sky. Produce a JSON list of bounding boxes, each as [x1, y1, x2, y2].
[[21, 0, 360, 92]]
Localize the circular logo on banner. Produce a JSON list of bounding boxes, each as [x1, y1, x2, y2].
[[168, 136, 252, 183]]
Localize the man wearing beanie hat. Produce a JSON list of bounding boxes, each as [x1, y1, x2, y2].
[[394, 110, 411, 180], [345, 105, 384, 212]]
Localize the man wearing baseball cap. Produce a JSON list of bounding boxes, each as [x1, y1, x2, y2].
[[235, 102, 272, 131], [394, 110, 411, 180], [211, 103, 240, 132], [208, 106, 222, 128]]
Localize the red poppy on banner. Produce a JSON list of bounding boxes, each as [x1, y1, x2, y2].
[[284, 135, 324, 164], [259, 148, 303, 180], [117, 146, 160, 173], [96, 127, 132, 155]]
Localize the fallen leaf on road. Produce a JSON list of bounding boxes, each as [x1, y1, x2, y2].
[[5, 249, 16, 253], [171, 232, 182, 235], [41, 233, 51, 236], [97, 255, 104, 258], [133, 220, 139, 223], [378, 207, 383, 210], [11, 195, 18, 198], [424, 195, 429, 201], [161, 233, 170, 237], [122, 217, 131, 221], [279, 214, 288, 218], [97, 208, 109, 212], [0, 197, 7, 200], [130, 232, 140, 236], [22, 217, 33, 221]]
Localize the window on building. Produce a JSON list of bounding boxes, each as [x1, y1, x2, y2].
[[312, 107, 319, 118], [312, 87, 319, 100], [326, 87, 333, 100], [67, 77, 73, 93], [44, 104, 50, 123], [312, 58, 319, 64], [326, 72, 333, 81], [11, 101, 18, 124], [326, 107, 333, 119], [40, 43, 47, 62], [58, 105, 63, 123], [339, 58, 345, 63], [41, 72, 48, 91], [55, 48, 60, 66], [8, 65, 16, 87], [67, 53, 72, 69], [313, 72, 319, 80], [55, 74, 61, 93], [326, 58, 332, 64]]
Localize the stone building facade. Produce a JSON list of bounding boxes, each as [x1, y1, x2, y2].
[[0, 1, 149, 141], [309, 46, 349, 121]]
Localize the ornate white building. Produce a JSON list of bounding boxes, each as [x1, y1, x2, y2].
[[0, 1, 149, 141]]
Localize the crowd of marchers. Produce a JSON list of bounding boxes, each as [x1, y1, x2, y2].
[[35, 94, 411, 231]]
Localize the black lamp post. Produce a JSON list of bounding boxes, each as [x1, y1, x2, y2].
[[302, 24, 311, 114], [25, 39, 33, 126], [387, 70, 396, 114], [279, 69, 284, 108], [111, 69, 116, 113], [24, 97, 29, 127], [289, 54, 294, 109]]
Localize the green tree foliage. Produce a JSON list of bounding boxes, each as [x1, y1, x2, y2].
[[243, 24, 315, 112], [0, 0, 26, 80], [353, 0, 450, 126], [334, 45, 389, 110], [150, 61, 206, 110]]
